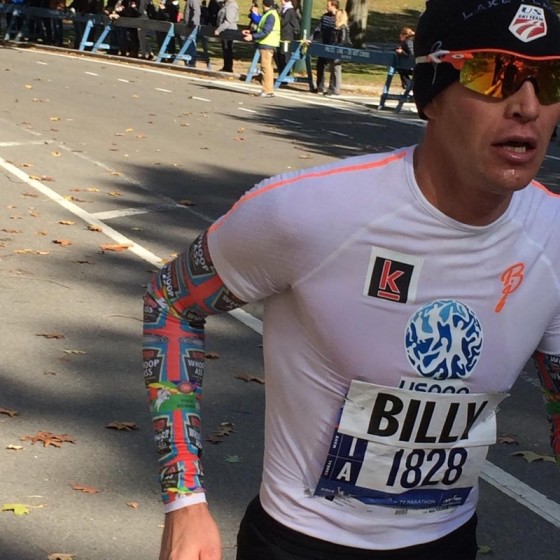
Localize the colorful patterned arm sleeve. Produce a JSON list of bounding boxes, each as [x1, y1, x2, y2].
[[533, 351, 560, 466], [143, 231, 247, 506]]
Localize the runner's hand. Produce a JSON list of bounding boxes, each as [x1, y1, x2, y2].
[[159, 503, 222, 560]]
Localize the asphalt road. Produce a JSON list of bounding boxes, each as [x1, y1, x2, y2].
[[1, 44, 559, 560]]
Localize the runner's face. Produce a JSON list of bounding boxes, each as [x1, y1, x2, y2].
[[424, 79, 560, 197]]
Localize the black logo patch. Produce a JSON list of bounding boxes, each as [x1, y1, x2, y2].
[[367, 257, 414, 303]]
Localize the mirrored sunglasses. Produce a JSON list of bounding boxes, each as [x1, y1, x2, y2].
[[415, 49, 560, 105]]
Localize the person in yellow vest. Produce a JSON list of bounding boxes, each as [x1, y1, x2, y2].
[[242, 0, 281, 97]]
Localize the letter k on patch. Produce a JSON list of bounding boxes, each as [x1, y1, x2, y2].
[[364, 248, 423, 304]]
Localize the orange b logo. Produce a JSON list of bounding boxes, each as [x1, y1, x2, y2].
[[495, 263, 525, 313]]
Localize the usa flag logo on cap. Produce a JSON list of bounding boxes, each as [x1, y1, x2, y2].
[[509, 5, 547, 42]]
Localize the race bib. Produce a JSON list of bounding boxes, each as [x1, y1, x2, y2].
[[314, 381, 507, 510]]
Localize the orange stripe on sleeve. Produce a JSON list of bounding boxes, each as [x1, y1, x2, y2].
[[209, 151, 407, 234]]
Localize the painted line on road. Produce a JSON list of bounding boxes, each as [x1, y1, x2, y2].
[[0, 155, 163, 268], [1, 152, 559, 527], [155, 87, 172, 93], [481, 460, 560, 527], [191, 96, 211, 102], [118, 78, 130, 83], [328, 130, 352, 138], [85, 71, 99, 76], [36, 61, 48, 65], [0, 140, 47, 148], [54, 144, 219, 226], [238, 107, 258, 114], [92, 203, 182, 220]]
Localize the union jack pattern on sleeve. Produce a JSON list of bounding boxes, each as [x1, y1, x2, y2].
[[142, 230, 246, 505], [533, 351, 560, 466]]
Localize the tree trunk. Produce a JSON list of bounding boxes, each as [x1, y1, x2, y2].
[[345, 0, 368, 48]]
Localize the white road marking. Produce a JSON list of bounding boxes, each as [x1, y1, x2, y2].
[[0, 141, 47, 148], [155, 87, 172, 93], [118, 78, 130, 83], [239, 107, 258, 114], [85, 71, 99, 76], [481, 460, 560, 527], [0, 156, 163, 267], [328, 130, 352, 138], [282, 119, 301, 125], [92, 203, 182, 220], [36, 61, 48, 65], [191, 96, 211, 102]]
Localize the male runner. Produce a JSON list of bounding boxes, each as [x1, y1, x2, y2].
[[143, 1, 560, 558]]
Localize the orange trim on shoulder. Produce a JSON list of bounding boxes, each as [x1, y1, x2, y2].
[[531, 180, 560, 198], [209, 151, 408, 233]]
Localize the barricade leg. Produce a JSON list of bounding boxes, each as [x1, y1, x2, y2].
[[274, 43, 302, 89], [173, 27, 197, 66], [156, 28, 176, 63], [245, 49, 261, 83], [378, 66, 396, 110], [78, 19, 94, 51]]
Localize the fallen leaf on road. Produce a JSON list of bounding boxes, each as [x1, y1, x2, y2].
[[87, 225, 102, 232], [478, 545, 493, 554], [127, 502, 140, 509], [204, 352, 220, 359], [21, 431, 76, 448], [36, 333, 65, 339], [106, 421, 138, 431], [2, 503, 30, 515], [29, 175, 54, 182], [1, 228, 22, 233], [100, 243, 130, 252], [58, 221, 75, 226], [14, 249, 50, 255], [70, 483, 99, 494], [108, 191, 122, 197], [73, 260, 94, 264], [48, 553, 76, 560], [225, 455, 241, 463], [498, 434, 518, 444], [64, 195, 85, 202], [234, 373, 265, 385], [6, 444, 24, 451], [52, 239, 73, 247], [51, 151, 62, 157], [510, 450, 556, 463], [50, 116, 61, 121], [0, 407, 19, 417], [63, 349, 86, 355], [206, 421, 235, 444]]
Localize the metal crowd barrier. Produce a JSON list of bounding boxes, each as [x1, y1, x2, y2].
[[0, 5, 413, 112], [246, 40, 414, 112]]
